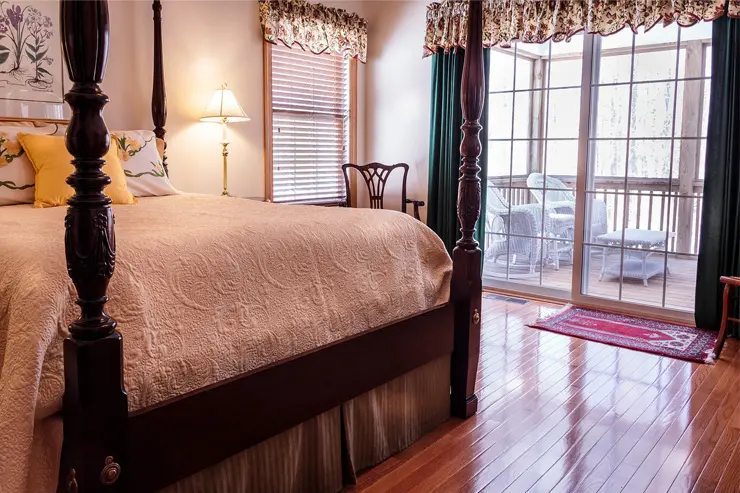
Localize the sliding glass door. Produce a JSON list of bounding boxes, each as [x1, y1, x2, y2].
[[483, 22, 712, 321], [484, 37, 584, 298]]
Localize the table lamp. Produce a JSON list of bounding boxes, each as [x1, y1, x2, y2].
[[200, 83, 250, 196]]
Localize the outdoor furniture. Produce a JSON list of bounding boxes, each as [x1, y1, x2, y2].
[[527, 173, 576, 214], [715, 276, 740, 359], [526, 173, 609, 242], [595, 229, 675, 287], [526, 174, 576, 266], [485, 187, 551, 277]]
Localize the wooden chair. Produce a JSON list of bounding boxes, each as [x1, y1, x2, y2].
[[342, 162, 425, 220], [715, 276, 740, 358]]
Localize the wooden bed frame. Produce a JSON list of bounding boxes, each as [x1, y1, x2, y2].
[[57, 0, 485, 491]]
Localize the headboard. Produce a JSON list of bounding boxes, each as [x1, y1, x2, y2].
[[0, 117, 67, 132]]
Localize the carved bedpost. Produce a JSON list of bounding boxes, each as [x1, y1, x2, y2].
[[450, 0, 484, 419], [59, 0, 128, 491], [152, 0, 168, 174]]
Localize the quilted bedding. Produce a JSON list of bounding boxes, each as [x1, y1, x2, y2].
[[0, 194, 452, 492]]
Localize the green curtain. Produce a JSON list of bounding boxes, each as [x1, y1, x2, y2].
[[695, 15, 740, 334], [427, 48, 490, 256]]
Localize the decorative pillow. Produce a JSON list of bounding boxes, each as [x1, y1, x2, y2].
[[18, 133, 137, 208], [112, 130, 177, 197], [0, 125, 57, 206]]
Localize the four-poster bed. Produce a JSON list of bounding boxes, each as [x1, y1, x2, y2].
[[10, 0, 486, 491]]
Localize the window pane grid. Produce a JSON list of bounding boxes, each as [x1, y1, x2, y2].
[[484, 27, 707, 309], [581, 26, 708, 308]]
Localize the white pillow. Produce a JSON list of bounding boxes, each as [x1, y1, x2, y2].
[[112, 130, 177, 197], [0, 125, 57, 206]]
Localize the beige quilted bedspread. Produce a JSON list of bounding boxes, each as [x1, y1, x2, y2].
[[0, 194, 451, 493]]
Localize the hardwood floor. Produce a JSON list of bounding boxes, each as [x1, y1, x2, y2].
[[344, 295, 740, 493]]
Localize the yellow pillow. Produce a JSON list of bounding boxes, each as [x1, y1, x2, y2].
[[18, 134, 137, 208]]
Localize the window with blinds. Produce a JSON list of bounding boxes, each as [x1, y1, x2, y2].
[[269, 44, 350, 204]]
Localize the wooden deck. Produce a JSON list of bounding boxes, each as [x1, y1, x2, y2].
[[484, 254, 697, 312], [345, 296, 736, 493]]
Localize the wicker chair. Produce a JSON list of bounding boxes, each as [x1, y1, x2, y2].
[[526, 173, 609, 242], [485, 187, 552, 277]]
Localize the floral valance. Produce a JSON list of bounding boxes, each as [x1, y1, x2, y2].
[[259, 0, 368, 63], [424, 0, 740, 57]]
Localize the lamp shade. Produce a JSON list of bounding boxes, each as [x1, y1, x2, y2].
[[200, 84, 250, 123]]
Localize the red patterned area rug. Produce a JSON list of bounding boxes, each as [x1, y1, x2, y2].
[[528, 305, 717, 364]]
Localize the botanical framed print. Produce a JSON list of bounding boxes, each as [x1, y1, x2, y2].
[[0, 1, 66, 119]]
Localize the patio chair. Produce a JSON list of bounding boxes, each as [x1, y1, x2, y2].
[[526, 173, 576, 215], [485, 187, 552, 277], [526, 173, 609, 241]]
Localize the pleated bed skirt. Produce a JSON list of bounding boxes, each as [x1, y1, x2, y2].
[[159, 355, 451, 493]]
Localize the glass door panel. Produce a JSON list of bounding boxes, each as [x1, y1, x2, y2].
[[481, 23, 709, 318], [483, 38, 583, 296], [579, 23, 711, 313]]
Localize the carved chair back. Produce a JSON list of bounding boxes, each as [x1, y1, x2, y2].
[[342, 162, 410, 214]]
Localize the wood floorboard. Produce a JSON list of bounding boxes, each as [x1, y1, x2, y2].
[[566, 357, 701, 493], [485, 358, 682, 493], [524, 357, 679, 493], [647, 353, 740, 493], [688, 400, 740, 493], [714, 417, 740, 493], [594, 356, 725, 493], [377, 339, 598, 493], [344, 298, 737, 493], [407, 342, 618, 493], [623, 351, 740, 492], [666, 354, 740, 493], [479, 350, 662, 493]]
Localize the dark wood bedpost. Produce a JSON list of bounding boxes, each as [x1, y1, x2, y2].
[[59, 0, 128, 491], [152, 0, 167, 174], [450, 0, 484, 419]]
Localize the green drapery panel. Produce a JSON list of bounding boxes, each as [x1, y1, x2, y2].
[[695, 15, 740, 334], [427, 48, 490, 256]]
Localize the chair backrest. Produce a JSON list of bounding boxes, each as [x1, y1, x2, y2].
[[487, 186, 510, 213], [527, 173, 575, 204], [342, 162, 409, 213]]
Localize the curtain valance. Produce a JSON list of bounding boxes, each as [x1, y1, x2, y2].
[[259, 0, 368, 62], [424, 0, 740, 57]]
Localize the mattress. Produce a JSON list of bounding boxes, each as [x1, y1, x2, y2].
[[0, 194, 452, 493]]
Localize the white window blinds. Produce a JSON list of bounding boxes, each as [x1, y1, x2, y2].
[[270, 44, 350, 204]]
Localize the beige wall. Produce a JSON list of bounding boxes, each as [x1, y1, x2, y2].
[[109, 0, 270, 198], [102, 0, 425, 209], [362, 0, 431, 218]]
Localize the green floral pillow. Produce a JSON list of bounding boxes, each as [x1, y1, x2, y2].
[[112, 130, 177, 197], [0, 126, 53, 206]]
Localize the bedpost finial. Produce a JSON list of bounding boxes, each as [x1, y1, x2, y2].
[[61, 0, 110, 85]]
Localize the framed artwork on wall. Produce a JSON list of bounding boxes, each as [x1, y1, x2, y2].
[[0, 1, 67, 119]]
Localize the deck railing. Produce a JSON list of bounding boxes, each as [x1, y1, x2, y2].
[[489, 175, 704, 255]]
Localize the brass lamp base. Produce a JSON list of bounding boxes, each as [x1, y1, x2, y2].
[[221, 140, 230, 196]]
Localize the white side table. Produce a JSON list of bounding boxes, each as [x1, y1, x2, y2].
[[595, 229, 675, 287]]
